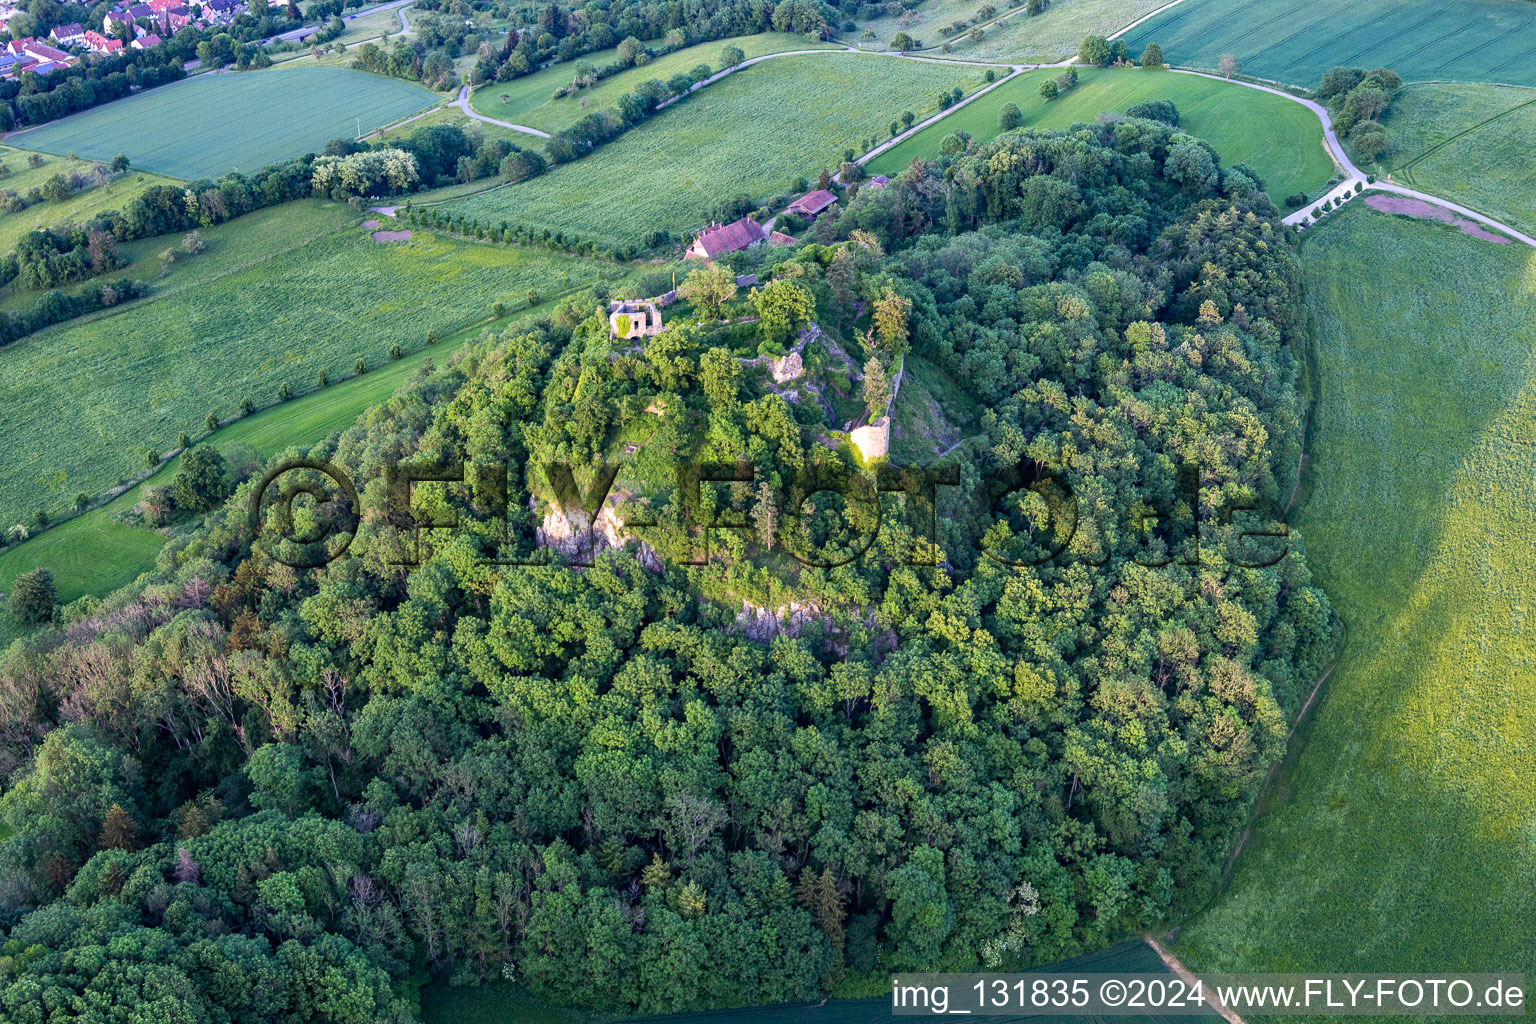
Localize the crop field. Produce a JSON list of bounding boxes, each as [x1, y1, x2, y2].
[[1361, 82, 1536, 237], [9, 68, 439, 179], [448, 54, 989, 246], [867, 67, 1334, 207], [1176, 204, 1536, 982], [1121, 0, 1536, 88], [916, 0, 1165, 62], [839, 0, 1019, 54], [468, 33, 839, 133], [0, 290, 588, 606], [0, 200, 610, 533]]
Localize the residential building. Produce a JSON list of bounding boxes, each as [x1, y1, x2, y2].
[[131, 31, 161, 47], [83, 28, 124, 52], [50, 22, 86, 45], [685, 216, 766, 259], [786, 188, 837, 218], [865, 174, 891, 190]]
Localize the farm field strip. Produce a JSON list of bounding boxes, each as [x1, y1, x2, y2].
[[8, 67, 440, 179], [467, 33, 839, 133], [0, 201, 610, 532], [447, 54, 990, 247], [909, 0, 1167, 63], [1120, 0, 1536, 88]]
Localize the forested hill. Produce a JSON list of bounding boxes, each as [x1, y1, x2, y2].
[[0, 118, 1335, 1021]]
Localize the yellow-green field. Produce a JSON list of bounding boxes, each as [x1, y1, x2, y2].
[[1176, 203, 1536, 984]]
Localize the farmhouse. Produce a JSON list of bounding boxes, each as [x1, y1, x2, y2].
[[686, 215, 766, 259], [786, 188, 837, 218], [608, 299, 663, 340], [50, 22, 86, 45], [768, 230, 798, 246]]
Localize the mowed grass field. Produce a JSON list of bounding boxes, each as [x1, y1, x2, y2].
[[448, 54, 989, 246], [867, 67, 1334, 207], [910, 0, 1164, 62], [1176, 204, 1536, 981], [9, 68, 439, 179], [1122, 0, 1536, 88], [0, 200, 610, 532], [1362, 82, 1536, 237], [468, 33, 838, 133]]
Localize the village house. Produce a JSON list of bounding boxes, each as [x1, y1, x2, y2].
[[607, 300, 663, 340], [49, 22, 86, 46], [785, 188, 837, 219], [158, 6, 191, 32], [131, 31, 161, 47], [685, 215, 766, 259], [2, 37, 77, 75], [768, 230, 798, 247], [201, 0, 241, 24], [865, 174, 891, 190], [103, 10, 140, 35], [83, 28, 123, 52]]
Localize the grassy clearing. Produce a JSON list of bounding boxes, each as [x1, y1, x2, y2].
[[368, 104, 535, 147], [468, 33, 838, 133], [841, 0, 1014, 54], [1176, 203, 1536, 982], [867, 67, 1334, 206], [1359, 82, 1536, 237], [889, 354, 982, 463], [0, 148, 181, 252], [9, 68, 439, 179], [1121, 0, 1536, 88], [913, 0, 1163, 62], [0, 200, 611, 532], [448, 54, 988, 246]]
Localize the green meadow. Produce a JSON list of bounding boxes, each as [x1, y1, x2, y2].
[[0, 201, 609, 533], [1176, 203, 1536, 982], [9, 68, 439, 178], [449, 54, 988, 246], [467, 32, 839, 134], [1121, 0, 1536, 88], [1364, 82, 1536, 237], [867, 67, 1335, 207]]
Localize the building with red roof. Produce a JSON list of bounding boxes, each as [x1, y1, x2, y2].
[[786, 188, 837, 218], [686, 216, 767, 259]]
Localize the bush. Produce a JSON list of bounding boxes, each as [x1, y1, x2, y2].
[[1126, 99, 1179, 125], [1284, 193, 1309, 207]]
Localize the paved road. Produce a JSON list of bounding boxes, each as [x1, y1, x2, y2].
[[1171, 68, 1536, 248], [451, 84, 550, 138]]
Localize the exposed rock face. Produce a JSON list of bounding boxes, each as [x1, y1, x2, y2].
[[771, 350, 803, 383], [537, 503, 659, 569], [736, 600, 823, 641]]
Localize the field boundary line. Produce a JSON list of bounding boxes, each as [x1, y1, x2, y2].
[[1144, 938, 1247, 1024], [1393, 93, 1536, 174], [1108, 0, 1193, 40]]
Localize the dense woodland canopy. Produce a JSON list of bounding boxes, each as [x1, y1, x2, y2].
[[0, 116, 1335, 1020]]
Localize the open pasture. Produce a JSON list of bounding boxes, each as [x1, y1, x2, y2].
[[0, 201, 608, 534], [468, 33, 838, 134], [867, 67, 1335, 207], [0, 147, 181, 251], [1175, 203, 1536, 985], [448, 54, 989, 247], [1121, 0, 1536, 88], [9, 68, 439, 179]]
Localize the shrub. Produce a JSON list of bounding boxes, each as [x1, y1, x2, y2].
[[239, 397, 254, 415], [389, 343, 403, 360], [355, 357, 367, 374], [7, 567, 56, 624], [277, 381, 292, 401]]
